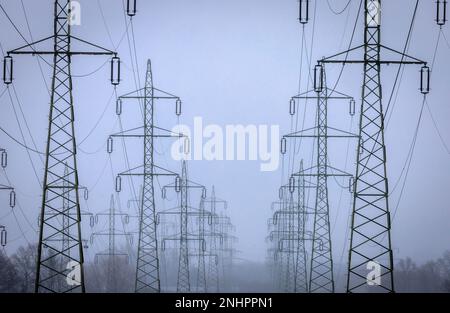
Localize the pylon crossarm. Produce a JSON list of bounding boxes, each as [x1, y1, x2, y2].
[[162, 180, 205, 189], [327, 165, 353, 177], [161, 237, 205, 251], [111, 125, 185, 138], [90, 232, 132, 240], [0, 184, 13, 190], [152, 126, 185, 138], [90, 232, 133, 246], [185, 179, 206, 189], [8, 35, 116, 56], [157, 210, 212, 220], [270, 230, 313, 241], [95, 211, 128, 219], [319, 44, 365, 64], [70, 36, 116, 54], [110, 126, 144, 138], [272, 209, 314, 225], [7, 36, 56, 55], [284, 126, 316, 138], [119, 87, 179, 100], [292, 88, 354, 100], [153, 87, 180, 99], [291, 165, 352, 177], [379, 45, 426, 64], [118, 164, 178, 177], [278, 181, 316, 191], [320, 44, 426, 65], [283, 127, 358, 139], [327, 126, 359, 138]]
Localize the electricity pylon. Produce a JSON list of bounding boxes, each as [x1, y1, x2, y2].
[[319, 0, 429, 292], [202, 186, 227, 292], [215, 214, 237, 291], [187, 195, 221, 293], [283, 73, 356, 292], [160, 161, 208, 292], [195, 198, 207, 292], [270, 163, 314, 293], [272, 161, 311, 292], [270, 192, 289, 291], [91, 195, 133, 292], [294, 161, 308, 293], [109, 59, 182, 293], [3, 0, 120, 293]]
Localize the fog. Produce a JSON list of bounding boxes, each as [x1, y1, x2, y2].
[[0, 0, 449, 292]]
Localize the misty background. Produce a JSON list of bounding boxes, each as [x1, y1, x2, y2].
[[0, 0, 449, 292]]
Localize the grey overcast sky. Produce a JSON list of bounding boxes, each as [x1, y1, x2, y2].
[[0, 0, 449, 272]]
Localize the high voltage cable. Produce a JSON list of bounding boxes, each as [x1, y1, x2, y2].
[[326, 0, 352, 15], [328, 0, 363, 95], [0, 3, 52, 67], [20, 0, 51, 96], [425, 98, 450, 155], [6, 88, 42, 187], [385, 0, 420, 125], [389, 28, 441, 226]]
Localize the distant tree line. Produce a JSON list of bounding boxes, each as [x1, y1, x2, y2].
[[1, 244, 450, 292]]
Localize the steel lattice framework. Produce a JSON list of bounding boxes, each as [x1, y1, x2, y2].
[[309, 82, 335, 292], [205, 187, 222, 292], [178, 162, 190, 292], [90, 195, 132, 292], [294, 161, 308, 293], [269, 160, 315, 293], [160, 161, 208, 292], [111, 59, 182, 292], [284, 80, 356, 292], [4, 0, 119, 293], [319, 0, 428, 292]]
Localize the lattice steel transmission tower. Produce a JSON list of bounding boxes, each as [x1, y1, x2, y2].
[[3, 0, 121, 293], [91, 195, 133, 292], [271, 161, 311, 292], [319, 0, 429, 292], [188, 195, 221, 293], [215, 213, 237, 291], [269, 161, 314, 293], [109, 59, 182, 292], [282, 73, 356, 292], [160, 161, 208, 292], [195, 198, 208, 292], [203, 186, 227, 292]]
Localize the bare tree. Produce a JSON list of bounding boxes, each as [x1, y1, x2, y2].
[[11, 244, 37, 293], [0, 249, 19, 292]]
